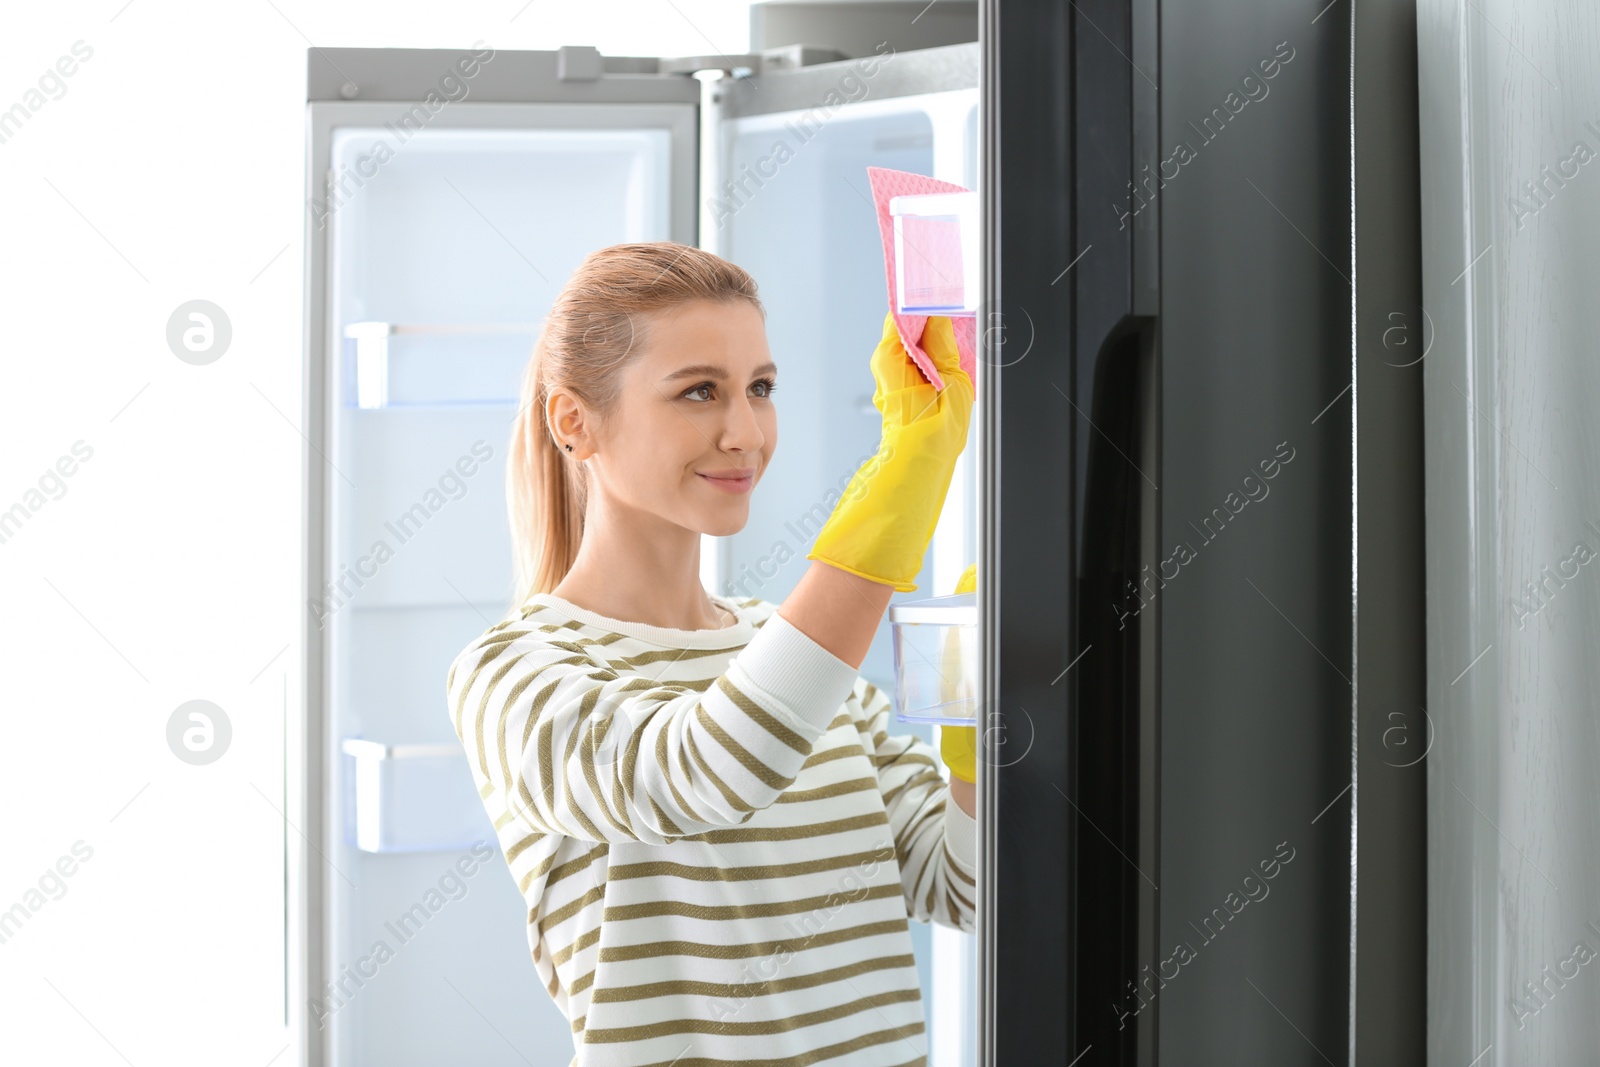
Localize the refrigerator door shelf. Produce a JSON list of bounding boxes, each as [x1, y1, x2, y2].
[[341, 322, 540, 409], [890, 592, 979, 726], [891, 191, 979, 316], [340, 737, 494, 853]]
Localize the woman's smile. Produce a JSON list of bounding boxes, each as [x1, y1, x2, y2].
[[697, 466, 756, 493]]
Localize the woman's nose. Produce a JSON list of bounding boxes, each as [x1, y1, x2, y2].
[[719, 397, 767, 452]]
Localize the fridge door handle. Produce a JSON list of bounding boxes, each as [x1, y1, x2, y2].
[[1073, 310, 1159, 1065]]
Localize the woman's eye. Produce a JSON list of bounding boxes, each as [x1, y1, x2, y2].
[[683, 379, 778, 402]]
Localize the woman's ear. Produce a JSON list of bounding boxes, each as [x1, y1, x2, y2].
[[546, 388, 588, 454]]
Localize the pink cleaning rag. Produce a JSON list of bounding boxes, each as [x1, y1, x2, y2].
[[866, 166, 978, 392]]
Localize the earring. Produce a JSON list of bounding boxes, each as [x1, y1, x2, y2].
[[565, 444, 573, 452]]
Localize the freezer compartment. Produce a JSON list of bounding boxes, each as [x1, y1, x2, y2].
[[341, 738, 493, 853], [890, 591, 978, 726], [891, 190, 979, 315]]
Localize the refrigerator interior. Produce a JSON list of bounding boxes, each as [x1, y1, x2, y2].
[[311, 70, 981, 1065], [323, 124, 675, 1064]]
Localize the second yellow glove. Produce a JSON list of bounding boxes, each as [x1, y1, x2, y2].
[[938, 561, 979, 783]]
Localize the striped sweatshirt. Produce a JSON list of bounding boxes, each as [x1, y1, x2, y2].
[[446, 590, 977, 1067]]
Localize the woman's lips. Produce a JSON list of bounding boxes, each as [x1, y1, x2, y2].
[[698, 471, 754, 494]]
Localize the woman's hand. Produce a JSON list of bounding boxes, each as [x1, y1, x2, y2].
[[805, 313, 974, 592], [870, 313, 967, 434]]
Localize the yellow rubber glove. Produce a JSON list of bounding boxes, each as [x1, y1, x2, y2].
[[806, 312, 974, 592], [938, 561, 979, 783]]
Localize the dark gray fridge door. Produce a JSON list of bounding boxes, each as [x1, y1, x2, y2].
[[985, 0, 1425, 1064], [1153, 6, 1356, 1064], [981, 0, 1162, 1062]]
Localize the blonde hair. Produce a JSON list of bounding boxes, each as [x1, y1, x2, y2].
[[507, 242, 764, 606]]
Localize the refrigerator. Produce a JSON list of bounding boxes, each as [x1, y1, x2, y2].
[[298, 1, 1442, 1065]]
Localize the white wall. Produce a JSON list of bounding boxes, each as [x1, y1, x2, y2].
[[0, 4, 751, 1064]]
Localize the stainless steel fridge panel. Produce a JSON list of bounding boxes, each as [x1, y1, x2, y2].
[[716, 40, 977, 119], [1418, 1, 1600, 1064], [306, 46, 704, 106], [750, 0, 978, 58]]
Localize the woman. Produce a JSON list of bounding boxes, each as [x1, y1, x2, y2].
[[446, 241, 978, 1067]]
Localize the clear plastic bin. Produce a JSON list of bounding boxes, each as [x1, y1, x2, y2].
[[891, 191, 980, 316], [341, 738, 493, 853], [890, 591, 978, 726]]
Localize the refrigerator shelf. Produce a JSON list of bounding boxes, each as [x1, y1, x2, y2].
[[890, 191, 980, 316], [343, 398, 521, 412], [342, 321, 539, 409], [344, 322, 542, 335], [340, 737, 494, 854], [889, 592, 979, 727]]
